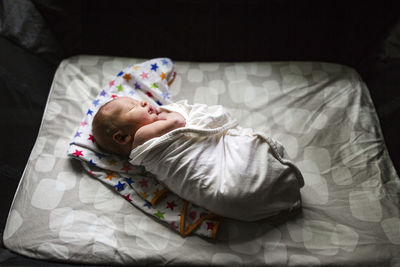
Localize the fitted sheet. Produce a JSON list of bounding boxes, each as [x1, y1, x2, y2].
[[4, 56, 400, 265]]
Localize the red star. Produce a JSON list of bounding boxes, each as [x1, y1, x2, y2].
[[124, 193, 132, 202], [80, 121, 87, 127], [88, 134, 95, 143], [111, 94, 118, 99], [121, 164, 132, 173], [140, 72, 148, 79], [206, 222, 214, 230], [72, 149, 83, 157], [109, 80, 115, 87], [146, 91, 153, 98], [166, 201, 177, 210], [139, 179, 148, 188]]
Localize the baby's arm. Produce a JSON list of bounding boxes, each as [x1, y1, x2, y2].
[[132, 111, 186, 149]]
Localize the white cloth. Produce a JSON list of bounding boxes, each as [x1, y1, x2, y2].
[[130, 101, 304, 221]]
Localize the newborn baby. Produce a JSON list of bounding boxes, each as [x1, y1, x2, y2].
[[92, 96, 186, 156], [92, 96, 304, 221]]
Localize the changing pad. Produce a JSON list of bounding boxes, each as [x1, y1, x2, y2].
[[4, 56, 400, 265]]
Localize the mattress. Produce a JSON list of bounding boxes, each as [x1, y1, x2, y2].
[[4, 56, 400, 265]]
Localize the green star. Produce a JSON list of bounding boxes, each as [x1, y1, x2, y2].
[[117, 84, 124, 92], [151, 83, 158, 89], [154, 210, 165, 219]]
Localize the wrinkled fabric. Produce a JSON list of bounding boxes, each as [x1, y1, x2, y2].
[[130, 101, 304, 221]]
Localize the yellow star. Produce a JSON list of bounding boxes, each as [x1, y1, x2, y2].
[[105, 172, 116, 181], [160, 72, 166, 80], [123, 73, 132, 81], [140, 192, 149, 199], [132, 65, 140, 71]]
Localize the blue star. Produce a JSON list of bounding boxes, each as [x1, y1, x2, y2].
[[156, 100, 162, 106], [87, 109, 93, 115], [134, 82, 141, 89], [117, 71, 124, 76], [151, 63, 159, 72], [129, 90, 135, 95], [162, 92, 170, 100], [143, 201, 152, 209], [74, 131, 82, 137], [88, 159, 96, 166], [161, 58, 168, 65], [124, 177, 133, 185], [100, 90, 107, 97], [114, 181, 126, 192], [92, 99, 100, 107]]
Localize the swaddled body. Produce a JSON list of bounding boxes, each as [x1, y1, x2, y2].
[[130, 101, 304, 221]]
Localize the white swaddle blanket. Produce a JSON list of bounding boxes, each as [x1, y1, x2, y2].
[[130, 101, 305, 221]]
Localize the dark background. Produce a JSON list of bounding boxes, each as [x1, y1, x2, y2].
[[0, 0, 399, 265]]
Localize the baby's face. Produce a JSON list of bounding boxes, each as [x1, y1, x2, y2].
[[109, 97, 159, 134]]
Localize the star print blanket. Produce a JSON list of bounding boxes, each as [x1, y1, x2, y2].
[[130, 101, 305, 221], [68, 58, 221, 239]]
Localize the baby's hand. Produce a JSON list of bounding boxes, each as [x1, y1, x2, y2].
[[157, 110, 171, 120], [132, 110, 185, 149], [157, 110, 186, 128]]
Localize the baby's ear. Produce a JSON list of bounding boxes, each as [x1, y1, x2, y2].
[[112, 130, 132, 145]]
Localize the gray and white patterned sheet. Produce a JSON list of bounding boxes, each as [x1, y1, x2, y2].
[[4, 56, 400, 266]]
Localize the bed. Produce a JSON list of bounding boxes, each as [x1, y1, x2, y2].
[[3, 55, 400, 265]]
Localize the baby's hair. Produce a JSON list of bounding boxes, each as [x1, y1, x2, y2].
[[92, 100, 126, 156]]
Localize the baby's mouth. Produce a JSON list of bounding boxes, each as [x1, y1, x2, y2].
[[148, 106, 154, 114], [148, 105, 160, 115]]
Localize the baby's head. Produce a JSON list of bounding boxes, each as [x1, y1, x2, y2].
[[92, 97, 158, 157]]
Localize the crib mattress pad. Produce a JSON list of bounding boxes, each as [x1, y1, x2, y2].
[[4, 56, 400, 266]]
